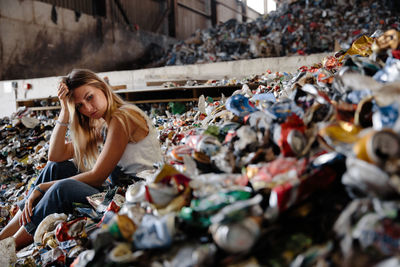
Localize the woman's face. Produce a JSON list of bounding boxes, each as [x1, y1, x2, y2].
[[73, 85, 108, 119]]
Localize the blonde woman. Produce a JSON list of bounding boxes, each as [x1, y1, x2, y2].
[[0, 69, 162, 252]]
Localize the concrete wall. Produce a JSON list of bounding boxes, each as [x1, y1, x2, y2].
[[0, 0, 175, 81], [0, 52, 330, 117]]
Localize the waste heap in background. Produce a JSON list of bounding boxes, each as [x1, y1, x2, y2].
[[156, 0, 400, 66], [1, 29, 400, 266]]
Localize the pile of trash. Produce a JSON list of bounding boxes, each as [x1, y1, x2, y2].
[[0, 109, 57, 229], [2, 29, 400, 266], [156, 0, 400, 66]]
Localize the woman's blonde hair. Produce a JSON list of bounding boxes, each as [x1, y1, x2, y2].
[[62, 69, 147, 171]]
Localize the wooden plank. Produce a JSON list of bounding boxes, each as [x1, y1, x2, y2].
[[128, 96, 221, 104], [16, 96, 58, 102], [169, 0, 178, 37], [111, 84, 127, 90], [116, 84, 242, 93], [28, 106, 61, 111]]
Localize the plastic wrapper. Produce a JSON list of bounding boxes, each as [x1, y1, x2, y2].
[[341, 35, 375, 59]]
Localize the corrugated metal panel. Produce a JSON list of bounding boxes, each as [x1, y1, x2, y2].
[[177, 6, 211, 40]]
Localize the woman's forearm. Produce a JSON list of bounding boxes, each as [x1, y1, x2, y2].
[[48, 110, 71, 161], [69, 170, 106, 188]]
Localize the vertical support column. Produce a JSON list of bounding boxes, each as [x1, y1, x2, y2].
[[106, 0, 112, 20], [264, 0, 268, 14], [211, 0, 217, 27], [242, 0, 247, 22], [168, 0, 177, 38]]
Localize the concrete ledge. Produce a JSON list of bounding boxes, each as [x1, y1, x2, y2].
[[103, 52, 331, 90]]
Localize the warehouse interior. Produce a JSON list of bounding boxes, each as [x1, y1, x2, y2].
[[1, 0, 400, 266]]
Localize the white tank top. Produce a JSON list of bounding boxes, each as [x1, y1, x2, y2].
[[116, 105, 163, 174]]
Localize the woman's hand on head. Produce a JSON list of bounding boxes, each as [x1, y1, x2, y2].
[[19, 189, 42, 226], [58, 82, 70, 110]]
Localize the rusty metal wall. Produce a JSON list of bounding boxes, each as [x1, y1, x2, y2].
[[36, 0, 260, 39]]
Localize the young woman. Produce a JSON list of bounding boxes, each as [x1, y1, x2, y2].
[[0, 69, 162, 252]]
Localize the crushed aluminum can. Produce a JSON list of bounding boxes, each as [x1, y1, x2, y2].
[[170, 243, 217, 267], [210, 194, 263, 224], [334, 199, 400, 259], [266, 152, 345, 219], [273, 114, 307, 157], [0, 205, 9, 218], [109, 243, 143, 263], [55, 217, 87, 243], [108, 214, 136, 241], [133, 213, 175, 249], [170, 145, 194, 162], [225, 94, 258, 117], [34, 213, 68, 245], [342, 157, 397, 198], [145, 182, 179, 208], [373, 57, 400, 83], [210, 216, 261, 254], [67, 245, 85, 259], [96, 199, 124, 227], [180, 189, 253, 228], [372, 102, 400, 131], [246, 110, 273, 132], [247, 157, 308, 191], [40, 247, 66, 266], [125, 181, 146, 203], [186, 134, 221, 158], [372, 29, 400, 53], [119, 202, 147, 225], [265, 99, 305, 122], [70, 249, 95, 267], [353, 129, 400, 165]]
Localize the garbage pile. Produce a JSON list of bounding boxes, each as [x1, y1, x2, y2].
[[2, 29, 400, 266], [0, 109, 56, 229], [157, 0, 400, 66]]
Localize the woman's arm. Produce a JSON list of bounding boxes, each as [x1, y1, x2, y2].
[[68, 116, 130, 187], [48, 82, 74, 162]]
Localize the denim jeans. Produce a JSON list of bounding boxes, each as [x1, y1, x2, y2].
[[17, 161, 101, 235]]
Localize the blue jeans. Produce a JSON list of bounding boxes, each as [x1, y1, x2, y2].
[[17, 161, 101, 235]]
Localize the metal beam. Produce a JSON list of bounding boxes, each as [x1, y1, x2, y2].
[[113, 0, 133, 31], [211, 0, 217, 26], [168, 0, 177, 38], [152, 1, 170, 33]]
